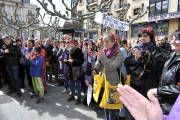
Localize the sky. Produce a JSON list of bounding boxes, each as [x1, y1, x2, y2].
[[31, 0, 69, 27]]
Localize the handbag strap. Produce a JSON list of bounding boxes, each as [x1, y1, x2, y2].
[[69, 54, 75, 80], [134, 50, 152, 84]]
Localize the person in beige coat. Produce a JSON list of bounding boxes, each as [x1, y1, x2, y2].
[[95, 33, 123, 120]]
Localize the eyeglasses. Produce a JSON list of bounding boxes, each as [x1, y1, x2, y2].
[[65, 42, 69, 43], [99, 39, 102, 40], [88, 44, 92, 45]]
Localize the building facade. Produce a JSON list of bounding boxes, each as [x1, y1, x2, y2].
[[69, 0, 180, 42], [128, 0, 179, 42], [0, 0, 38, 40]]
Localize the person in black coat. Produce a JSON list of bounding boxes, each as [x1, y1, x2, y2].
[[158, 36, 173, 60], [149, 29, 180, 115], [45, 39, 53, 82], [64, 39, 84, 105], [52, 40, 60, 83], [124, 28, 167, 98], [0, 35, 10, 89], [2, 36, 22, 97]]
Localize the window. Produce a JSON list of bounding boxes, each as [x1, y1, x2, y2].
[[92, 8, 95, 11], [28, 10, 32, 14], [131, 20, 169, 37], [119, 0, 124, 8], [14, 8, 18, 13], [16, 16, 19, 21], [178, 0, 180, 11], [151, 21, 169, 36], [5, 6, 8, 11], [78, 11, 82, 15], [79, 0, 82, 3], [149, 0, 168, 16], [134, 8, 140, 15]]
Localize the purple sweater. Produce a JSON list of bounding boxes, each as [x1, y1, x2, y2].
[[163, 94, 180, 120]]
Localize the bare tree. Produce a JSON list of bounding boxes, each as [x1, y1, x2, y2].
[[0, 3, 40, 37], [36, 0, 149, 38], [38, 12, 61, 39], [36, 0, 114, 38]]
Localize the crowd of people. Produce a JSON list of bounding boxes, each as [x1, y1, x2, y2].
[[0, 27, 179, 120]]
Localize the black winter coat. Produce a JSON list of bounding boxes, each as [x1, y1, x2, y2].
[[124, 46, 167, 95], [157, 52, 180, 110], [45, 45, 53, 57], [0, 39, 4, 61], [45, 45, 53, 64], [65, 47, 84, 80], [159, 43, 173, 60], [2, 42, 22, 66], [52, 47, 59, 63]]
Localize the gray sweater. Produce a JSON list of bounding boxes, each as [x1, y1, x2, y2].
[[82, 50, 97, 72], [95, 51, 123, 86]]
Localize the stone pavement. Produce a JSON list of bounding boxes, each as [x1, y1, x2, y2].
[[0, 76, 133, 120]]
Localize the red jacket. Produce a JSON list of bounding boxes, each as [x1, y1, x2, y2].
[[41, 49, 46, 69]]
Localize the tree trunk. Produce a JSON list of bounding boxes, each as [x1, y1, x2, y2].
[[80, 19, 84, 40], [17, 29, 21, 37]]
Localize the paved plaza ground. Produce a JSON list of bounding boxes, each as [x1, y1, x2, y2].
[[0, 76, 133, 120]]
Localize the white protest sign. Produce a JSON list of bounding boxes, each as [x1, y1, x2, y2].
[[95, 12, 129, 31], [87, 84, 93, 106]]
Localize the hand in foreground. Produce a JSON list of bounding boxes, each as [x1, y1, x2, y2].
[[148, 88, 158, 96], [117, 84, 163, 120]]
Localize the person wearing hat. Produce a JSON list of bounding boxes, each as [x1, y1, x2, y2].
[[16, 38, 25, 88], [64, 39, 84, 105]]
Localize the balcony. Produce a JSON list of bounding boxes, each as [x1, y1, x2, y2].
[[88, 0, 98, 7]]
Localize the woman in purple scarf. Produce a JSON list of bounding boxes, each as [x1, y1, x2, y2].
[[95, 33, 123, 120], [124, 28, 166, 99]]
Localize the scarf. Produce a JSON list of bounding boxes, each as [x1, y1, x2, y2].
[[32, 53, 42, 60], [138, 42, 154, 51], [103, 45, 118, 58], [69, 45, 79, 54], [27, 47, 33, 51]]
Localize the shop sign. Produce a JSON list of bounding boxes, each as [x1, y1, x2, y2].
[[148, 12, 180, 22], [95, 12, 129, 31]]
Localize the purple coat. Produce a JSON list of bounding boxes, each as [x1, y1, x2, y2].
[[163, 94, 180, 120]]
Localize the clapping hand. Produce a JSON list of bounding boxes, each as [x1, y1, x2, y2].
[[96, 48, 104, 58], [132, 48, 141, 61], [68, 59, 73, 63], [4, 49, 9, 53], [117, 84, 163, 120]]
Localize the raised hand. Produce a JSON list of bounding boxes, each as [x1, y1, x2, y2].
[[132, 48, 141, 61], [117, 84, 163, 120]]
